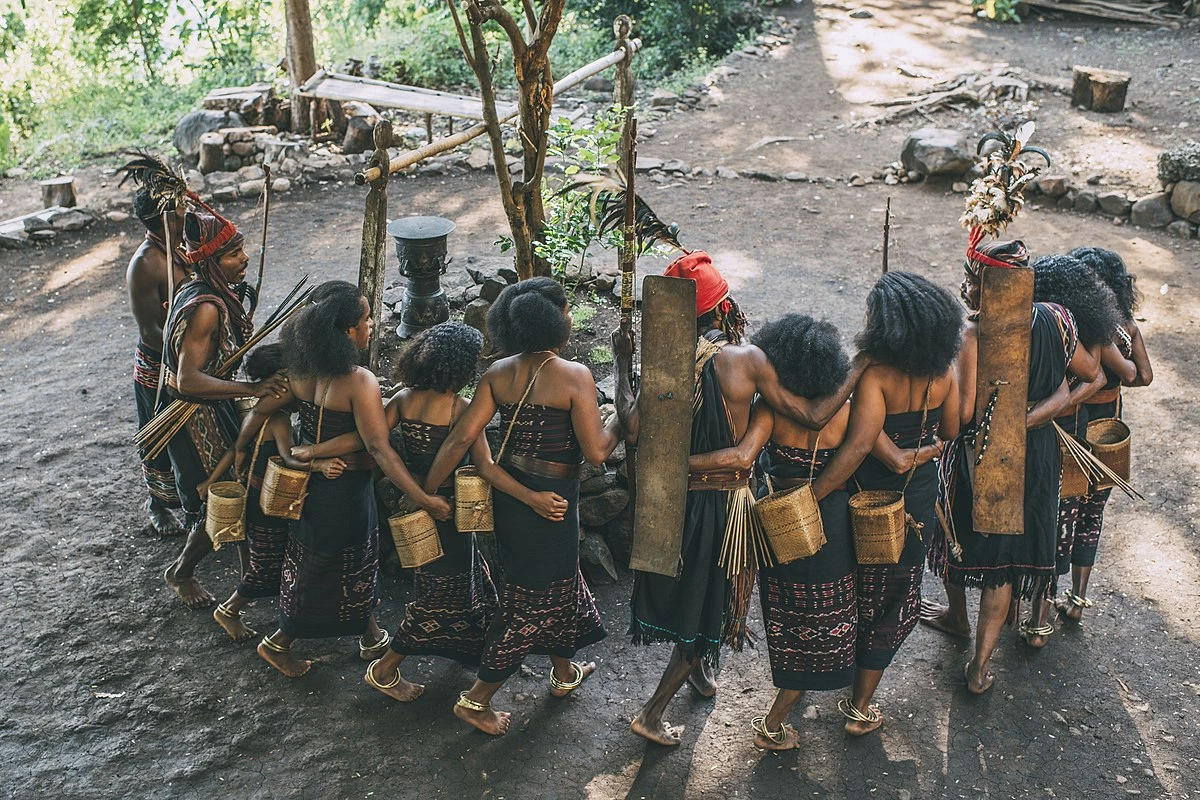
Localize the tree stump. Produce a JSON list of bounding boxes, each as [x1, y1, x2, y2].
[[198, 132, 226, 174], [1072, 66, 1131, 113], [40, 176, 76, 208], [343, 116, 375, 155]]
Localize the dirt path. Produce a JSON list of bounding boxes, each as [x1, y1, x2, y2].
[[2, 2, 1199, 798]]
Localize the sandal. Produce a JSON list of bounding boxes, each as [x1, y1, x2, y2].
[[456, 691, 491, 712], [837, 698, 883, 735], [751, 716, 790, 745], [359, 630, 392, 661], [549, 661, 586, 695], [364, 658, 402, 691]]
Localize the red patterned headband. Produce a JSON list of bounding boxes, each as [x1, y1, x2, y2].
[[182, 192, 241, 265]]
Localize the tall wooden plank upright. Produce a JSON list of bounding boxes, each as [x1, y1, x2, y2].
[[358, 119, 392, 371]]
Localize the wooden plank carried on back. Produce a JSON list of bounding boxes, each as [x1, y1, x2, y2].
[[972, 264, 1033, 534], [630, 276, 696, 577]]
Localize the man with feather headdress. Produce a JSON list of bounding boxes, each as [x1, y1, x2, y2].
[[123, 156, 192, 538]]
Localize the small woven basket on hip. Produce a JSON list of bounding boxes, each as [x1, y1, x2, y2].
[[454, 465, 494, 533], [389, 507, 443, 569], [259, 456, 310, 520], [756, 482, 826, 564], [1086, 417, 1130, 490], [1059, 442, 1092, 498], [206, 481, 247, 549], [848, 490, 907, 565]]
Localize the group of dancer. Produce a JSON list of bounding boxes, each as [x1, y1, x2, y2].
[[126, 165, 1150, 748]]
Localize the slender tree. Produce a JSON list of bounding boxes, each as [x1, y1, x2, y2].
[[283, 0, 317, 133]]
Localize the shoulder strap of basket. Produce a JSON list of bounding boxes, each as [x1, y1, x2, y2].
[[309, 383, 330, 476], [245, 418, 270, 489], [1115, 388, 1122, 419], [495, 355, 555, 463], [901, 380, 933, 492]]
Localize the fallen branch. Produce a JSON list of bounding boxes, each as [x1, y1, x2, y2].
[[855, 66, 1030, 128]]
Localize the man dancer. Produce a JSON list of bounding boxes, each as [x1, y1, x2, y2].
[[126, 187, 190, 536], [161, 205, 286, 608], [614, 251, 863, 746]]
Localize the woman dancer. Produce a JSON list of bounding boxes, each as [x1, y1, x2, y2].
[[250, 280, 451, 677], [422, 278, 621, 736], [811, 272, 962, 734]]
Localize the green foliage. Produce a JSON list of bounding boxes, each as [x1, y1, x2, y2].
[[973, 0, 1022, 22], [571, 303, 596, 328], [71, 0, 173, 77], [588, 344, 614, 365]]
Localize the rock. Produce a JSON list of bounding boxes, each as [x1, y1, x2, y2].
[[28, 228, 57, 242], [715, 166, 740, 179], [238, 179, 265, 198], [581, 469, 617, 494], [802, 705, 820, 720], [184, 170, 205, 192], [884, 174, 899, 186], [635, 156, 664, 172], [580, 532, 618, 581], [1057, 193, 1075, 210], [270, 177, 291, 193], [382, 285, 405, 308], [205, 171, 238, 189], [650, 89, 679, 108], [463, 299, 492, 347], [662, 159, 690, 174], [850, 8, 874, 17], [1098, 191, 1132, 217], [49, 209, 92, 231], [1167, 220, 1195, 239], [467, 148, 491, 170], [212, 186, 239, 202], [236, 165, 262, 181], [5, 166, 28, 178], [1157, 142, 1200, 186], [582, 76, 614, 93], [1074, 191, 1098, 213], [105, 211, 131, 222], [1037, 175, 1070, 198], [952, 181, 969, 193], [578, 487, 629, 527], [173, 110, 246, 160], [606, 440, 626, 466], [592, 274, 616, 292], [900, 128, 973, 177], [1130, 192, 1175, 228], [222, 156, 242, 172], [850, 175, 866, 187], [595, 374, 616, 405], [1169, 181, 1200, 223], [601, 510, 634, 564], [784, 171, 808, 182], [418, 161, 446, 177], [230, 140, 255, 157], [745, 170, 779, 182], [479, 276, 508, 303], [0, 233, 29, 250]]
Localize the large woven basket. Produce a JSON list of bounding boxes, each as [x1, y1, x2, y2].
[[755, 483, 826, 564], [1059, 442, 1091, 498], [454, 465, 494, 533], [389, 508, 443, 569], [848, 490, 906, 565], [259, 456, 309, 520], [206, 481, 247, 549], [1086, 418, 1130, 490]]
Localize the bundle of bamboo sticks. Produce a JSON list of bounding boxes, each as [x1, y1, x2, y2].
[[1053, 421, 1143, 501], [718, 485, 775, 578], [135, 277, 313, 461]]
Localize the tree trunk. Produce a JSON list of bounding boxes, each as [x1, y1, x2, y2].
[[40, 177, 76, 209], [284, 0, 318, 134]]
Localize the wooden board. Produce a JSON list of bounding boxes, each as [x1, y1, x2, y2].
[[972, 265, 1033, 535], [630, 276, 696, 577]]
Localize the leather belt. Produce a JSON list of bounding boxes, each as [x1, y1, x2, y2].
[[687, 468, 750, 491], [506, 453, 582, 480]]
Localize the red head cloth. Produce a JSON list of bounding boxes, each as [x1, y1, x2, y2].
[[663, 250, 729, 316], [182, 193, 244, 267], [965, 229, 1029, 275]]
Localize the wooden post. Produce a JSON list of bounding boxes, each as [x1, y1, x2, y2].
[[359, 119, 393, 370], [285, 0, 318, 134], [613, 15, 635, 117], [1071, 66, 1131, 113], [40, 176, 76, 208]]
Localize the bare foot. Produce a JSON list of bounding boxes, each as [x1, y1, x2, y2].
[[164, 564, 215, 609], [964, 660, 995, 695], [687, 660, 718, 698], [213, 605, 257, 643], [146, 501, 184, 537], [631, 715, 684, 746], [918, 599, 971, 637], [549, 661, 596, 697], [364, 661, 424, 702], [454, 701, 511, 735], [754, 722, 801, 751], [257, 640, 313, 678], [839, 699, 883, 736], [358, 631, 391, 662], [1055, 595, 1084, 622]]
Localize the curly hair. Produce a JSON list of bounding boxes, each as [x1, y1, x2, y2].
[[394, 322, 482, 393], [698, 296, 748, 345], [486, 277, 570, 354], [1068, 246, 1140, 322], [753, 314, 849, 398], [855, 271, 964, 378], [133, 187, 169, 235], [1032, 254, 1123, 348], [281, 280, 365, 378], [244, 342, 285, 381]]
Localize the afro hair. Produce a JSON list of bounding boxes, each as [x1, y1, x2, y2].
[[244, 342, 285, 381], [1032, 254, 1123, 348], [486, 277, 570, 355], [280, 280, 365, 378], [1068, 246, 1140, 322], [393, 322, 483, 393], [752, 314, 850, 398], [855, 271, 964, 378]]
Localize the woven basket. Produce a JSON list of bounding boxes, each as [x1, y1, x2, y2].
[[755, 483, 826, 564], [454, 465, 493, 533], [389, 508, 443, 568], [206, 481, 247, 549], [1086, 418, 1130, 490], [1059, 442, 1091, 498], [848, 490, 906, 565], [259, 456, 310, 520]]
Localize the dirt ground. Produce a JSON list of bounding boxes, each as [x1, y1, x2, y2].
[[2, 1, 1199, 798]]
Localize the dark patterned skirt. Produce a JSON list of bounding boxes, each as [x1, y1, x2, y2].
[[279, 469, 379, 639], [163, 399, 239, 514], [1061, 398, 1119, 573], [759, 489, 857, 691], [134, 344, 180, 509], [477, 467, 605, 683], [389, 509, 499, 665], [236, 485, 289, 599]]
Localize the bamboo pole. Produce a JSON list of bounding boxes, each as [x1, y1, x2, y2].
[[354, 40, 642, 185], [359, 120, 393, 371]]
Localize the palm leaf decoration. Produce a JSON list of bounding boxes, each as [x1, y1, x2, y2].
[[116, 149, 190, 213], [561, 171, 683, 252]]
